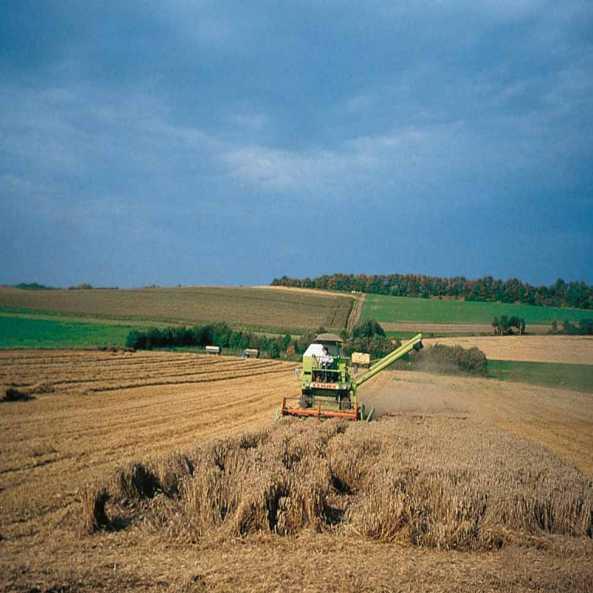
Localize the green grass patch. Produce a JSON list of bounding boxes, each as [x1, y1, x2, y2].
[[0, 307, 174, 328], [488, 359, 593, 393], [363, 294, 593, 325], [0, 316, 133, 349], [385, 330, 488, 340]]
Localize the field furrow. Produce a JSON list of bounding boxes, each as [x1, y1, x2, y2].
[[0, 351, 294, 396], [0, 286, 354, 334]]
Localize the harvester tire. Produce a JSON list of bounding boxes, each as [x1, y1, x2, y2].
[[340, 397, 352, 410]]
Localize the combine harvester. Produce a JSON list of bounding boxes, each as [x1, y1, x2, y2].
[[281, 332, 423, 421]]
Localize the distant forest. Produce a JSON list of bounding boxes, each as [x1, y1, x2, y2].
[[271, 274, 593, 310]]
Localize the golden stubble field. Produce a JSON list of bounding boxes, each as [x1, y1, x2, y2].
[[1, 349, 593, 593], [0, 286, 354, 332], [423, 335, 593, 364], [0, 350, 299, 537]]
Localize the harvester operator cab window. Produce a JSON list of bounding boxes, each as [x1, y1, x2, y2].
[[304, 343, 335, 367], [323, 343, 340, 356], [318, 345, 334, 366]]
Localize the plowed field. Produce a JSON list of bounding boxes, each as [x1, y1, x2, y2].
[[0, 286, 353, 333]]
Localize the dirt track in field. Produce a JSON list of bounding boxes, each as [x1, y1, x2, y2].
[[0, 350, 298, 540], [422, 334, 593, 364], [361, 369, 593, 477], [346, 293, 366, 333], [382, 322, 551, 335]]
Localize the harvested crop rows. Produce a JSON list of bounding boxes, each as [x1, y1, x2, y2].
[[0, 350, 299, 544], [2, 349, 593, 593], [0, 350, 294, 394]]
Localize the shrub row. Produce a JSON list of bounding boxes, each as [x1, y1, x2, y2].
[[550, 319, 593, 335], [126, 319, 399, 360], [126, 323, 292, 358], [492, 315, 526, 335]]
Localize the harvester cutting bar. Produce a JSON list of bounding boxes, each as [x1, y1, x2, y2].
[[354, 333, 423, 388], [280, 397, 359, 421]]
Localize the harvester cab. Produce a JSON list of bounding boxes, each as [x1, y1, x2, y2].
[[281, 332, 423, 421], [300, 333, 352, 413]]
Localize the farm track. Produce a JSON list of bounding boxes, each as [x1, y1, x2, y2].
[[346, 293, 366, 333], [382, 322, 551, 335]]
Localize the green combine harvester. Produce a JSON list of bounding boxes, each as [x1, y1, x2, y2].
[[281, 332, 423, 421]]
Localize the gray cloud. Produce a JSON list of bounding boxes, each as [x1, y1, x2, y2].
[[1, 1, 592, 286]]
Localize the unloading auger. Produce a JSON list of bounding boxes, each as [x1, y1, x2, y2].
[[280, 332, 423, 421]]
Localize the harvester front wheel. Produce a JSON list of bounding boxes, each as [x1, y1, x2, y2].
[[340, 396, 352, 410]]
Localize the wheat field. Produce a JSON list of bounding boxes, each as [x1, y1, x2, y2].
[[423, 335, 593, 365], [1, 350, 593, 593]]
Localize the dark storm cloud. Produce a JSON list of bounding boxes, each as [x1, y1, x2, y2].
[[1, 1, 592, 286]]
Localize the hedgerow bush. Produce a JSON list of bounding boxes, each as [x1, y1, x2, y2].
[[126, 323, 292, 359], [128, 319, 398, 361], [404, 344, 488, 376]]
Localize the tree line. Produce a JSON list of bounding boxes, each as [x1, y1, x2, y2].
[[271, 274, 593, 309], [126, 323, 293, 358]]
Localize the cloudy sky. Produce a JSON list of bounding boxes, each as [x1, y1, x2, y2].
[[1, 1, 592, 287]]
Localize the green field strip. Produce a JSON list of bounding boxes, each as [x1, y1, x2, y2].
[[0, 307, 305, 336], [362, 294, 593, 325], [488, 359, 593, 393], [0, 316, 132, 349], [0, 308, 178, 328]]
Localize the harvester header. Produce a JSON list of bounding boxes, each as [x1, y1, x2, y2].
[[281, 333, 423, 421]]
